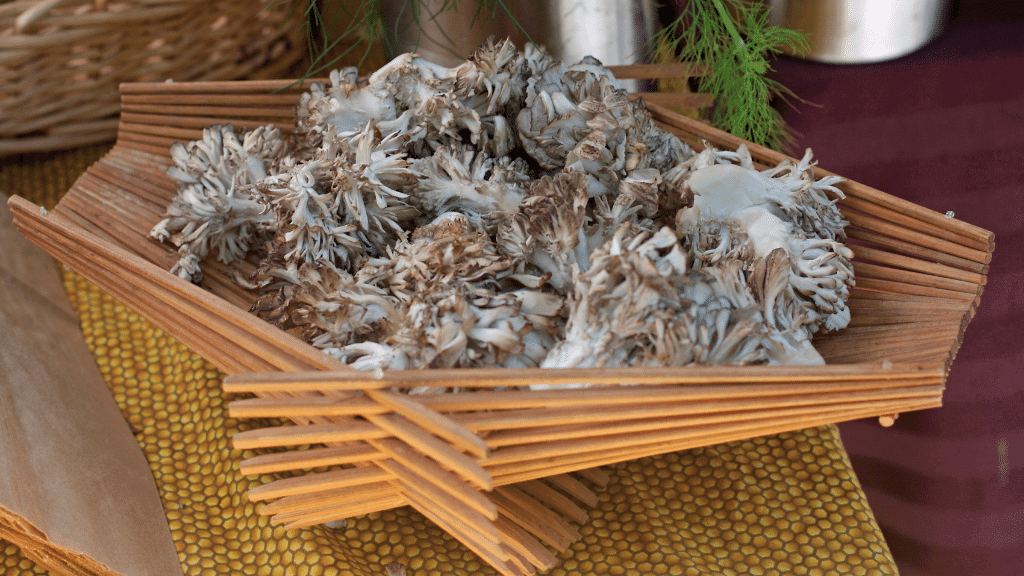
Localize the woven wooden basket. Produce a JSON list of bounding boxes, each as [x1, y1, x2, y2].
[[0, 0, 306, 156], [8, 70, 993, 576]]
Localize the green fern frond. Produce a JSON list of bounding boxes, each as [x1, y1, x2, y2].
[[654, 0, 807, 150]]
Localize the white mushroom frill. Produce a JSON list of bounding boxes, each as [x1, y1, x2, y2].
[[151, 39, 855, 389]]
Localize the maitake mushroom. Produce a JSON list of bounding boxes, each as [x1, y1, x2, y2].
[[151, 39, 854, 387]]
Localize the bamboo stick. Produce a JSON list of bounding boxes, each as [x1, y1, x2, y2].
[[853, 276, 978, 301], [482, 396, 941, 466], [75, 168, 170, 218], [112, 138, 176, 158], [493, 515, 559, 571], [575, 467, 610, 487], [232, 421, 387, 451], [453, 384, 943, 436], [378, 458, 501, 544], [120, 79, 323, 94], [366, 414, 492, 491], [120, 112, 287, 133], [120, 92, 303, 107], [847, 228, 989, 274], [841, 195, 990, 252], [419, 375, 938, 412], [814, 331, 957, 352], [515, 480, 589, 524], [400, 490, 518, 576], [480, 394, 942, 451], [276, 494, 407, 530], [847, 297, 969, 313], [221, 362, 939, 394], [845, 211, 990, 265], [853, 261, 979, 294], [819, 345, 955, 366], [369, 437, 496, 519], [815, 321, 958, 337], [226, 376, 936, 418], [367, 389, 490, 458], [850, 243, 987, 285], [491, 487, 579, 550], [845, 310, 965, 326], [246, 466, 391, 502], [543, 475, 599, 508], [120, 102, 296, 119], [107, 145, 174, 174], [259, 481, 399, 517], [844, 314, 961, 330], [239, 444, 381, 476], [228, 395, 380, 419], [500, 546, 536, 576], [117, 121, 206, 141], [850, 288, 968, 303], [84, 163, 177, 212], [113, 129, 188, 153], [54, 188, 166, 267], [489, 400, 942, 485]]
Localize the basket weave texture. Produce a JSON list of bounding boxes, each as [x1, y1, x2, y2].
[[6, 76, 994, 576], [0, 0, 305, 156]]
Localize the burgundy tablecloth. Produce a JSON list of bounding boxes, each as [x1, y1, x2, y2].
[[772, 2, 1024, 575]]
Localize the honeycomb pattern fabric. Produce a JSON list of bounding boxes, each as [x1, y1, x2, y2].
[[0, 543, 50, 576], [1, 147, 900, 575]]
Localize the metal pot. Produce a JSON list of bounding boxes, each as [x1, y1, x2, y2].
[[767, 0, 953, 64], [379, 0, 658, 71]]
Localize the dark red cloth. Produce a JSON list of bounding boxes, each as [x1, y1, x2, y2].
[[772, 3, 1024, 575]]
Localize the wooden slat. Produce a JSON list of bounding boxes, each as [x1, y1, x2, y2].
[[493, 515, 559, 571], [246, 466, 391, 502], [367, 389, 490, 458], [543, 475, 599, 508], [239, 444, 381, 476], [276, 494, 406, 530], [232, 420, 387, 450], [228, 394, 383, 419], [367, 414, 492, 491], [370, 437, 497, 520], [222, 362, 940, 393], [491, 487, 580, 550], [378, 458, 501, 543], [258, 481, 399, 517], [516, 480, 590, 524]]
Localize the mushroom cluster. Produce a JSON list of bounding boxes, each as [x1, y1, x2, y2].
[[152, 39, 854, 388]]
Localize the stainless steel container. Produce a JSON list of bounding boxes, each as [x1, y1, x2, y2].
[[768, 0, 953, 64], [379, 0, 657, 73]]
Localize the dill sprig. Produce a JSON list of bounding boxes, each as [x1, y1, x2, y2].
[[654, 0, 807, 150]]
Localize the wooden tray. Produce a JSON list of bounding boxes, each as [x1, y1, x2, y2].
[[7, 71, 993, 576]]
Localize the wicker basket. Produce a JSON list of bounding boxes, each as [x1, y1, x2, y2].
[[0, 0, 307, 156], [7, 73, 993, 576]]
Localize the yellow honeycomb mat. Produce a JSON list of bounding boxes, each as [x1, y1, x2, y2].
[[1, 146, 898, 576]]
